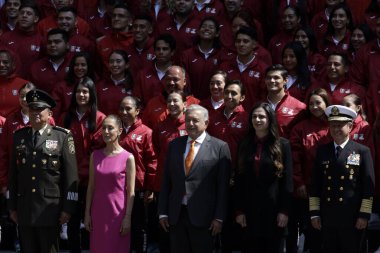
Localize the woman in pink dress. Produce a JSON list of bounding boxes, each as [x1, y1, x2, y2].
[[84, 115, 136, 253]]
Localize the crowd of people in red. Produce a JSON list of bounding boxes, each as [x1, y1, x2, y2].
[[0, 0, 380, 252]]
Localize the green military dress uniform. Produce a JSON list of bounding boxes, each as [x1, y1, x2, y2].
[[7, 89, 79, 253]]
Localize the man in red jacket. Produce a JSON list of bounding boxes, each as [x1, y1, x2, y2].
[[56, 6, 95, 55], [220, 26, 268, 110], [133, 34, 176, 106], [142, 65, 199, 129], [0, 2, 42, 79], [37, 0, 90, 38], [30, 28, 71, 94], [265, 64, 306, 138], [96, 3, 133, 76], [125, 13, 155, 77], [309, 53, 365, 105], [0, 49, 30, 117]]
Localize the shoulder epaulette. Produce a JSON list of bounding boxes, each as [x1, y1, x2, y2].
[[53, 126, 71, 134]]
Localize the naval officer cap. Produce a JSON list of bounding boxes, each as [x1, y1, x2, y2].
[[325, 105, 357, 122], [26, 89, 56, 109]]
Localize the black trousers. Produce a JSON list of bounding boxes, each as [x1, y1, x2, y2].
[[131, 191, 148, 253], [67, 185, 89, 253], [322, 226, 366, 253], [170, 206, 213, 253], [19, 226, 59, 253], [287, 197, 322, 253], [240, 226, 284, 253]]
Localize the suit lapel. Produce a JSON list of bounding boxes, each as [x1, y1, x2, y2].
[[187, 134, 210, 177]]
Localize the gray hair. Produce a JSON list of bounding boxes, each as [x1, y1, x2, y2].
[[185, 104, 209, 121], [166, 65, 186, 77]]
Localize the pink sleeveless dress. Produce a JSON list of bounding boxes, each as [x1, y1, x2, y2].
[[90, 149, 131, 253]]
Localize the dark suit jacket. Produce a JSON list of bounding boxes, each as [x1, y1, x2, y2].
[[8, 124, 79, 226], [234, 137, 293, 236], [310, 140, 375, 228], [158, 133, 231, 228]]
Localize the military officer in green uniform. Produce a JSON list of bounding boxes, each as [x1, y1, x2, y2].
[[309, 105, 375, 253], [8, 89, 79, 253]]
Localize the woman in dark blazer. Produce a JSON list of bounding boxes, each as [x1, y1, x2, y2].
[[234, 102, 293, 253]]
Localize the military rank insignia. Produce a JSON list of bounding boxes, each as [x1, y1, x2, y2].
[[68, 138, 75, 154], [347, 152, 360, 166]]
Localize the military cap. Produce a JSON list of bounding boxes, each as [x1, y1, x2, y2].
[[325, 105, 357, 122], [26, 89, 56, 109]]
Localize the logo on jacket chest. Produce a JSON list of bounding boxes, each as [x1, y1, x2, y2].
[[281, 107, 294, 115], [231, 121, 243, 129], [339, 88, 351, 94], [352, 133, 364, 141], [12, 89, 18, 96], [249, 70, 260, 78], [131, 134, 142, 142], [185, 28, 197, 34], [30, 44, 40, 52], [205, 7, 216, 14]]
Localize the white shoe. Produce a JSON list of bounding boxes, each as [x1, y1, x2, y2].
[[60, 223, 68, 240]]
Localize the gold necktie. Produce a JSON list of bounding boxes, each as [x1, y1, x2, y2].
[[185, 140, 195, 175]]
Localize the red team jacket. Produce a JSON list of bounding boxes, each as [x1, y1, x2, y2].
[[119, 119, 157, 191]]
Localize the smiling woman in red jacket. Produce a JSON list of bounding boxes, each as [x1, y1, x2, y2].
[[342, 94, 374, 150], [282, 41, 312, 102], [319, 3, 354, 57], [60, 76, 105, 253], [288, 88, 332, 253], [118, 95, 157, 253]]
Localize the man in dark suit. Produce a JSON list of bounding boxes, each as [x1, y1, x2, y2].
[[8, 89, 78, 253], [309, 105, 375, 253], [158, 104, 231, 253]]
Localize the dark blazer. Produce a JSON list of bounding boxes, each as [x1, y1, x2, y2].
[[8, 124, 79, 226], [158, 133, 231, 228], [309, 140, 375, 228], [234, 137, 293, 236]]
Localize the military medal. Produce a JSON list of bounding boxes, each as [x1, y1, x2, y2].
[[42, 159, 47, 165], [22, 158, 26, 164], [349, 175, 353, 180], [347, 152, 360, 166], [350, 169, 354, 175], [52, 161, 58, 166], [46, 140, 58, 150]]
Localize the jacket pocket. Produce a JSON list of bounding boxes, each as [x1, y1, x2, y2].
[[44, 188, 61, 198]]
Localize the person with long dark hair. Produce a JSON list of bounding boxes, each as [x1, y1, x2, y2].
[[97, 49, 133, 115], [52, 52, 96, 117], [319, 3, 354, 57], [282, 41, 312, 102], [349, 23, 374, 62], [234, 102, 293, 253], [294, 27, 326, 80], [60, 77, 106, 253], [268, 5, 302, 64], [342, 94, 374, 149]]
